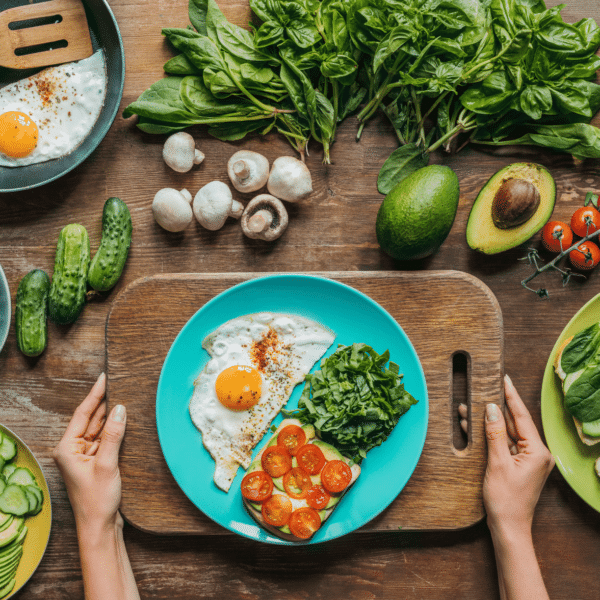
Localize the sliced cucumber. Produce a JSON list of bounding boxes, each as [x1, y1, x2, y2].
[[0, 459, 4, 477], [0, 439, 15, 463], [25, 486, 43, 514], [0, 577, 15, 598], [0, 518, 23, 548], [0, 518, 12, 535], [0, 486, 29, 517], [22, 488, 38, 514], [7, 468, 36, 488], [0, 515, 9, 531], [0, 483, 4, 498], [0, 467, 16, 483]]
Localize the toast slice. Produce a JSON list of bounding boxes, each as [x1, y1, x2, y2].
[[240, 419, 360, 541], [554, 335, 600, 446]]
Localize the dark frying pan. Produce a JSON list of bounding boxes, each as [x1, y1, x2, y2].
[[0, 0, 125, 193]]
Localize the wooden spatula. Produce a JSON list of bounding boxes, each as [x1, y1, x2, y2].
[[0, 0, 93, 70]]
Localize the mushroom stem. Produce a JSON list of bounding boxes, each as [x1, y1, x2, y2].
[[247, 209, 273, 234], [233, 160, 251, 181]]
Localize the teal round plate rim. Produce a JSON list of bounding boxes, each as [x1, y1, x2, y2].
[[541, 292, 600, 513], [0, 422, 52, 598], [156, 274, 428, 545], [0, 265, 10, 353]]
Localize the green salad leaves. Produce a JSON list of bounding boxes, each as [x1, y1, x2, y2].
[[124, 0, 600, 168], [285, 343, 418, 462]]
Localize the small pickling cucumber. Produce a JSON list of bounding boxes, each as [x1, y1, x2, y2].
[[48, 224, 90, 325], [88, 197, 132, 292], [15, 269, 50, 357]]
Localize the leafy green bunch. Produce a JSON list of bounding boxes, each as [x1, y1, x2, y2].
[[352, 0, 600, 193]]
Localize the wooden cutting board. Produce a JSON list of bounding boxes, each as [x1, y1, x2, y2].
[[106, 271, 503, 534]]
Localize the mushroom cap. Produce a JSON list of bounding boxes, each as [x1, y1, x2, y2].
[[163, 132, 204, 173], [193, 181, 240, 231], [227, 150, 269, 193], [152, 188, 193, 232], [267, 156, 313, 202], [241, 194, 289, 241]]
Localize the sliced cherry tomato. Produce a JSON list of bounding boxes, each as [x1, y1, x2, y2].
[[288, 507, 322, 539], [321, 460, 352, 493], [261, 494, 293, 527], [571, 206, 600, 237], [283, 467, 312, 499], [261, 445, 292, 478], [277, 424, 307, 456], [296, 444, 326, 475], [305, 485, 331, 510], [569, 241, 600, 271], [241, 471, 273, 502], [541, 221, 573, 253]]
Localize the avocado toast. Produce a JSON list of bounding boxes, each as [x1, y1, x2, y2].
[[240, 419, 360, 541]]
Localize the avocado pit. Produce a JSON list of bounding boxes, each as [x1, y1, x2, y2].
[[491, 178, 541, 229]]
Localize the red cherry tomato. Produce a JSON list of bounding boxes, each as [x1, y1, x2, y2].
[[541, 221, 573, 253], [569, 241, 600, 271], [305, 485, 331, 510], [321, 460, 352, 493], [261, 494, 293, 527], [261, 446, 292, 478], [241, 471, 273, 502], [288, 507, 322, 539], [283, 467, 312, 499], [296, 444, 326, 475], [571, 206, 600, 237], [277, 425, 307, 456]]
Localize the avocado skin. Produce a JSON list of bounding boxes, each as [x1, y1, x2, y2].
[[466, 162, 556, 255], [376, 165, 460, 261]]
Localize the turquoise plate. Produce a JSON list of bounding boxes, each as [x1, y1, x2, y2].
[[156, 274, 428, 545]]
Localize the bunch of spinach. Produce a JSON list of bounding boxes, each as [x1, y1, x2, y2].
[[352, 0, 600, 193]]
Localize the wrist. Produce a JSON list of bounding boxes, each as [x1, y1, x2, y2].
[[488, 517, 533, 549], [75, 514, 123, 545]]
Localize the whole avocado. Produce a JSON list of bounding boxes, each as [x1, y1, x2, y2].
[[376, 165, 460, 261]]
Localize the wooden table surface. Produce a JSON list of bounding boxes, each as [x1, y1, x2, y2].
[[2, 0, 600, 598]]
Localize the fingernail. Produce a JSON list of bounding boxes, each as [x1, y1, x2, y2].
[[504, 374, 512, 388], [112, 404, 126, 423], [486, 403, 499, 422]]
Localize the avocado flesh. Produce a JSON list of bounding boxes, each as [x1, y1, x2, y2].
[[466, 163, 556, 254]]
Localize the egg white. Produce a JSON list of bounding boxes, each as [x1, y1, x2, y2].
[[189, 313, 335, 492], [0, 50, 107, 167]]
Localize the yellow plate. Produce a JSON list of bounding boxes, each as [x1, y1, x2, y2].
[[0, 424, 51, 599]]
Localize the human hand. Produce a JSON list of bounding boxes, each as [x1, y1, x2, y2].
[[459, 375, 554, 539], [53, 373, 127, 532]]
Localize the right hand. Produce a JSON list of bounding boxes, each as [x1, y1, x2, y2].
[[52, 373, 127, 531], [460, 375, 555, 537]]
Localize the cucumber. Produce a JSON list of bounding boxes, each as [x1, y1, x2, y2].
[[0, 487, 28, 517], [1, 467, 16, 482], [88, 197, 132, 292], [15, 269, 50, 357], [0, 439, 15, 463], [7, 468, 35, 488], [48, 224, 90, 325]]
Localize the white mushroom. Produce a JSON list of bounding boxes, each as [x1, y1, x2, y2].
[[193, 181, 243, 231], [227, 150, 269, 193], [241, 194, 289, 241], [152, 188, 193, 232], [162, 132, 205, 173], [267, 156, 313, 202]]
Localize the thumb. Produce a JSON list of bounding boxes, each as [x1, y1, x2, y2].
[[96, 404, 126, 469], [485, 403, 511, 466]]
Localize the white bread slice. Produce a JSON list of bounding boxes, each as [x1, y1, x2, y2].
[[554, 335, 600, 446], [241, 418, 361, 541]]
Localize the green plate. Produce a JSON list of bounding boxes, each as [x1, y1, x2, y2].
[[541, 293, 600, 512], [0, 424, 51, 599]]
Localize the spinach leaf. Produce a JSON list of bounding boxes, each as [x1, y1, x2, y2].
[[188, 0, 208, 36], [377, 143, 430, 195], [163, 54, 199, 75], [162, 28, 225, 72], [255, 21, 285, 48], [217, 20, 276, 63], [208, 119, 274, 141], [565, 366, 600, 423], [561, 324, 600, 374]]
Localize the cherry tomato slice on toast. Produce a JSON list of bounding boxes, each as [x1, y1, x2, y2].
[[261, 494, 293, 527], [305, 485, 331, 510], [283, 467, 312, 499], [241, 471, 273, 502], [321, 460, 352, 493], [277, 425, 307, 456], [296, 444, 326, 475], [289, 507, 322, 539], [261, 445, 292, 478]]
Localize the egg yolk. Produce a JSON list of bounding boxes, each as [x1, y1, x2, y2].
[[0, 111, 39, 158], [215, 365, 262, 411]]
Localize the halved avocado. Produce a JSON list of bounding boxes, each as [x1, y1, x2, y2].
[[466, 163, 556, 254]]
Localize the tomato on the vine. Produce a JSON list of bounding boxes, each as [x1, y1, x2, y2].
[[541, 221, 573, 253], [571, 206, 600, 237], [569, 241, 600, 271]]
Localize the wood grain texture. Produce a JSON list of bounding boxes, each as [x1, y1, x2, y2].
[[1, 0, 600, 597], [106, 271, 503, 534]]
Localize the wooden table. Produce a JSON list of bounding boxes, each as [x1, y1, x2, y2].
[[2, 0, 600, 597]]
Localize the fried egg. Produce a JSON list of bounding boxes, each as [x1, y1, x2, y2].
[[0, 50, 106, 167], [189, 313, 335, 492]]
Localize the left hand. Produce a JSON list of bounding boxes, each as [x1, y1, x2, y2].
[[53, 373, 127, 531]]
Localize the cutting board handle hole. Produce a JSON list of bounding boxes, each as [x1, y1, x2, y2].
[[452, 351, 470, 451], [9, 15, 63, 30]]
